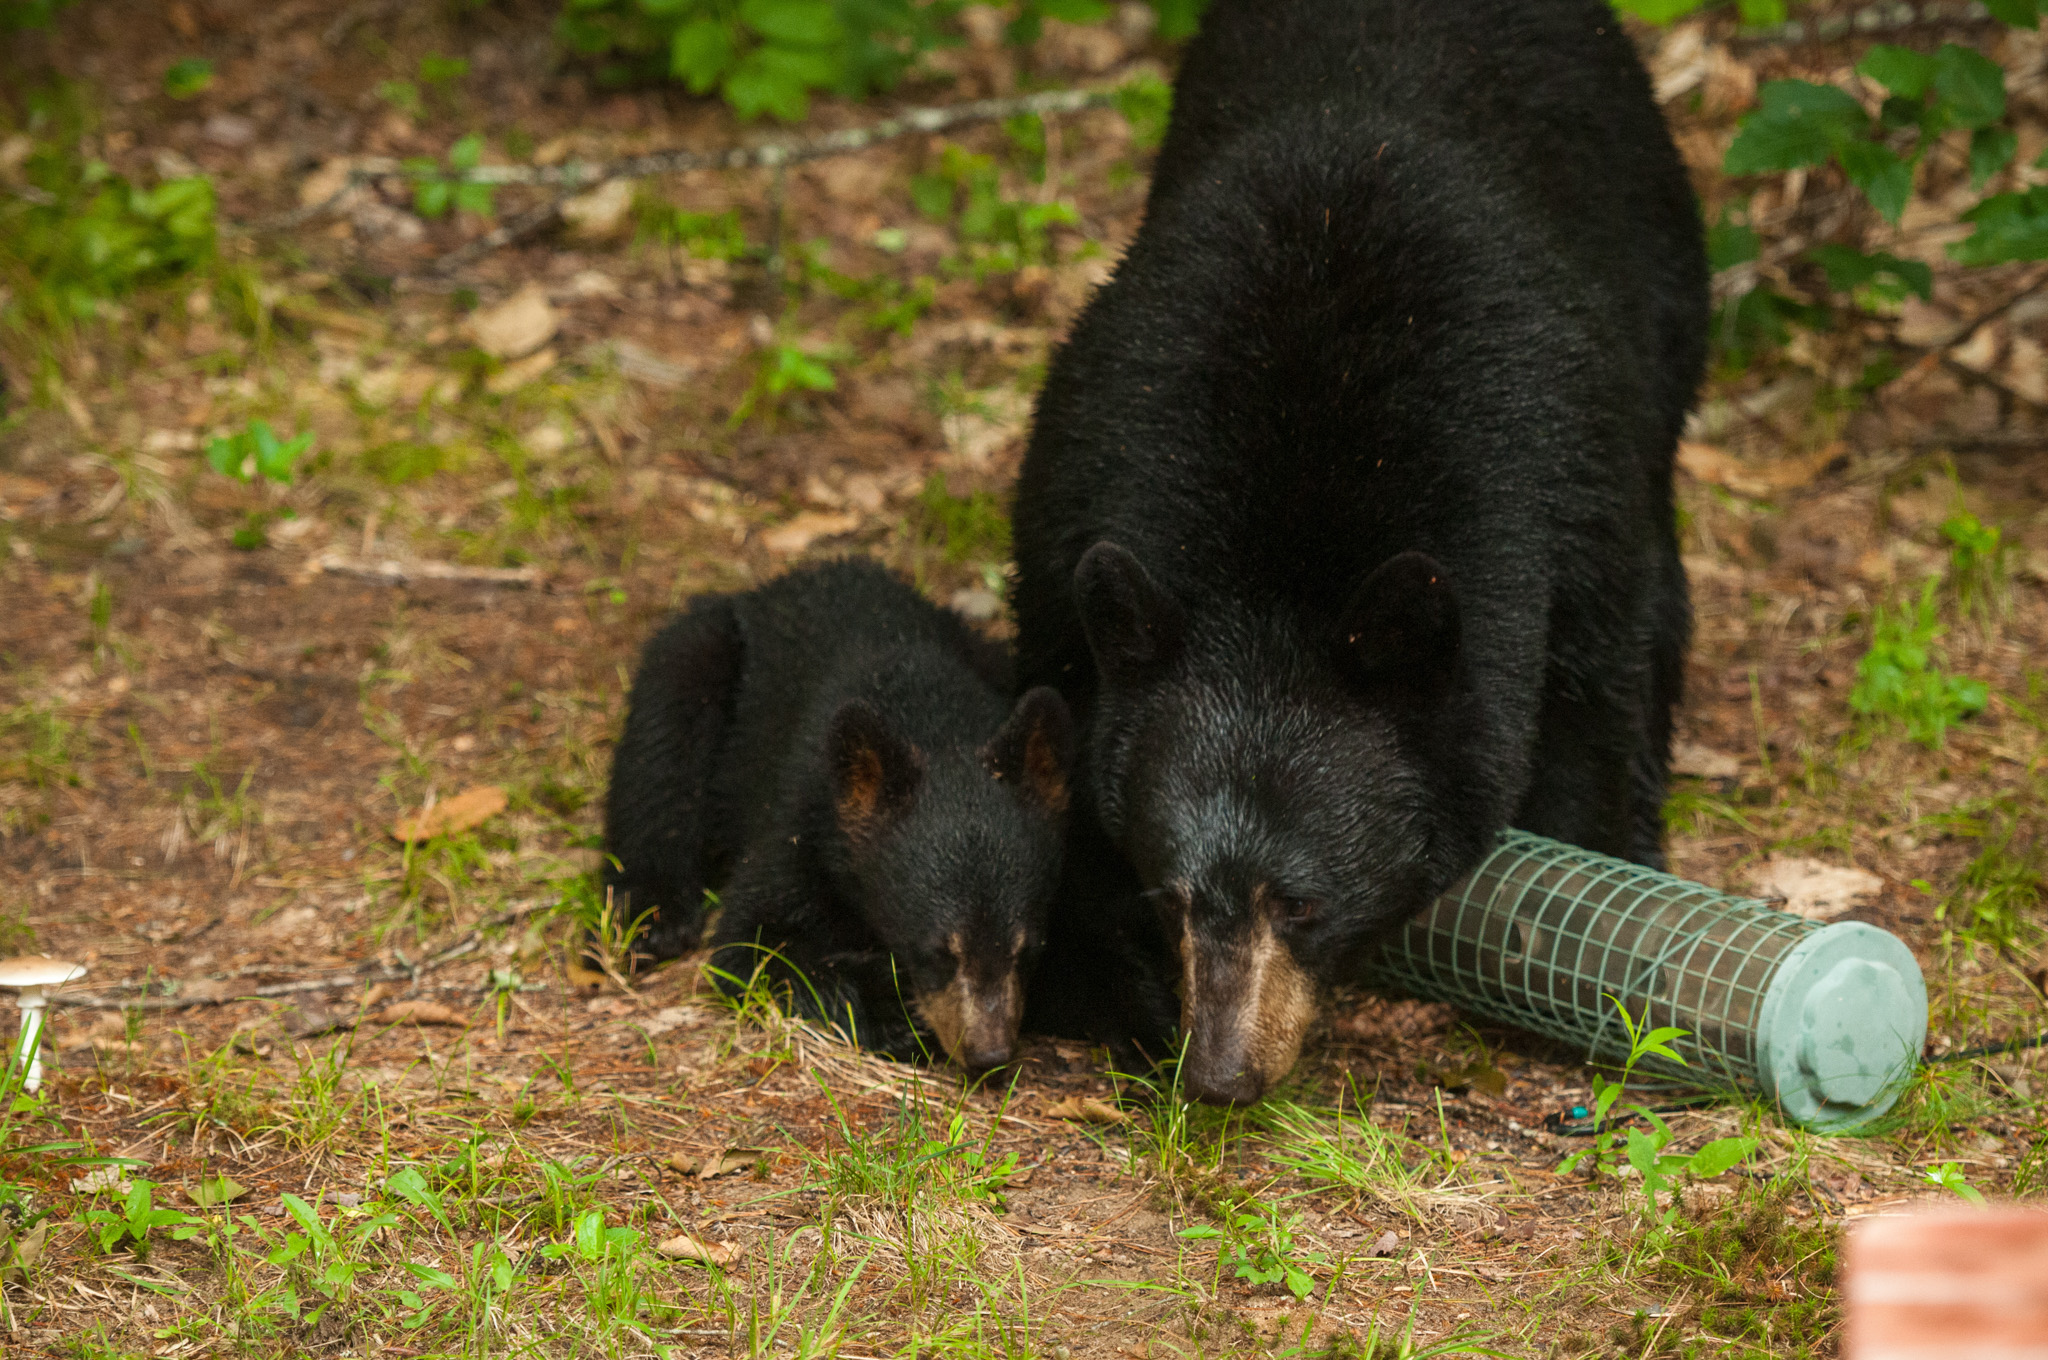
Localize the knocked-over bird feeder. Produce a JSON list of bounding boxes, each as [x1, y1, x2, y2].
[[1360, 832, 1926, 1130], [0, 956, 87, 1093]]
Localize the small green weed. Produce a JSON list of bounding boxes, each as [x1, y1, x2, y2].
[[1177, 1199, 1330, 1301], [1259, 1096, 1434, 1222], [1929, 817, 2043, 955], [2014, 1127, 2048, 1197], [910, 143, 1080, 276], [635, 201, 749, 260], [1922, 1160, 1987, 1202], [206, 418, 312, 486], [0, 702, 82, 791], [1941, 508, 2009, 627], [916, 472, 1010, 565], [0, 140, 215, 333], [730, 339, 840, 427], [404, 133, 496, 219], [162, 58, 213, 99], [1848, 578, 1987, 747], [80, 1179, 196, 1258]]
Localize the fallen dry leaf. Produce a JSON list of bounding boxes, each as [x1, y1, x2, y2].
[[1676, 440, 1844, 499], [391, 785, 507, 843], [666, 1151, 699, 1176], [377, 1000, 469, 1027], [1043, 1095, 1131, 1125], [656, 1232, 738, 1267], [485, 346, 559, 396], [1752, 857, 1884, 920], [699, 1148, 766, 1179], [1369, 1230, 1402, 1257], [761, 510, 859, 555], [465, 285, 559, 360], [560, 178, 637, 242], [1670, 741, 1741, 780]]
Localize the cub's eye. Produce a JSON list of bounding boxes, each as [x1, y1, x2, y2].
[[1275, 896, 1319, 926]]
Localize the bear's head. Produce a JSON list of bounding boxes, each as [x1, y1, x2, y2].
[[1074, 541, 1487, 1105], [827, 686, 1074, 1071]]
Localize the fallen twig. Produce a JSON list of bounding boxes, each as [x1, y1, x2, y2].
[[311, 552, 546, 589], [252, 84, 1124, 237]]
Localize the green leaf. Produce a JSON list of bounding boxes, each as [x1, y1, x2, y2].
[[1150, 0, 1207, 40], [1706, 219, 1760, 272], [415, 179, 452, 219], [403, 1262, 460, 1290], [1284, 1266, 1315, 1300], [1857, 45, 1935, 100], [1176, 1224, 1222, 1239], [1807, 244, 1933, 301], [1625, 1127, 1662, 1180], [281, 1194, 322, 1237], [1835, 139, 1913, 224], [447, 133, 484, 171], [1735, 0, 1786, 21], [738, 0, 843, 46], [1933, 44, 2007, 128], [205, 435, 247, 481], [1953, 186, 2048, 265], [163, 58, 214, 99], [724, 50, 812, 121], [453, 182, 495, 216], [1725, 80, 1869, 175], [1971, 126, 2018, 188], [1685, 1136, 1758, 1179], [670, 18, 736, 93], [1984, 0, 2040, 26]]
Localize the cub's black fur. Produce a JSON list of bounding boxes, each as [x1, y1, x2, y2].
[[602, 559, 1073, 1068], [1012, 0, 1709, 1102]]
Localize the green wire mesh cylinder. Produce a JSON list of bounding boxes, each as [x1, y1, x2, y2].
[[1360, 831, 1927, 1130]]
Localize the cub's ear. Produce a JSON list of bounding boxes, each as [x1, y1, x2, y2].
[[1335, 551, 1461, 693], [1075, 541, 1185, 686], [828, 699, 925, 834], [982, 686, 1074, 815]]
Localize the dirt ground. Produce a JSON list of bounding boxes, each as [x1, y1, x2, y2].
[[2, 2, 2047, 1357]]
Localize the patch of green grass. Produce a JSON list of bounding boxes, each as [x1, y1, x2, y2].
[[359, 439, 465, 485], [1848, 577, 1987, 747], [635, 200, 750, 261], [1177, 1197, 1332, 1302], [806, 1082, 1020, 1211], [1654, 1183, 1838, 1358], [910, 143, 1082, 278], [1941, 508, 2009, 628], [916, 472, 1011, 566], [1932, 814, 2043, 956], [0, 700, 83, 791], [730, 337, 842, 428]]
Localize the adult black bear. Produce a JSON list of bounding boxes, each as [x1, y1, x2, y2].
[[602, 559, 1073, 1069], [1012, 0, 1708, 1102]]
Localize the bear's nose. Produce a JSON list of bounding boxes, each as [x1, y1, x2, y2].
[[961, 1039, 1014, 1072], [1184, 1064, 1266, 1107]]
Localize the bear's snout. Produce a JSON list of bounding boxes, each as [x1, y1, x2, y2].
[[1177, 917, 1318, 1105]]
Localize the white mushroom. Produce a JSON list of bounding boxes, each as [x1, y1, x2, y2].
[[0, 957, 87, 1094]]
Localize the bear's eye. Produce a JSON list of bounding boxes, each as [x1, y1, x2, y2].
[[1275, 896, 1319, 926]]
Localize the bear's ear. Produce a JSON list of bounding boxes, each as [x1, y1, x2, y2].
[[829, 699, 925, 834], [982, 686, 1074, 815], [1335, 551, 1462, 694], [1075, 541, 1185, 686]]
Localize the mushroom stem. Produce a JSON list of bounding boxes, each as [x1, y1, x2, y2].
[[14, 986, 47, 1094]]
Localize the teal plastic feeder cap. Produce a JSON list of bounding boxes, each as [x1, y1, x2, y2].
[[1360, 832, 1927, 1131], [1757, 924, 1926, 1130]]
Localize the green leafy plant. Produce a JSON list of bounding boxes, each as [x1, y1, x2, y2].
[[163, 58, 214, 99], [0, 0, 74, 31], [80, 1179, 196, 1258], [0, 144, 216, 329], [1923, 1161, 1987, 1203], [1941, 509, 2009, 627], [636, 202, 750, 260], [206, 419, 312, 486], [1010, 0, 1207, 44], [404, 133, 496, 219], [910, 142, 1079, 275], [1848, 577, 1988, 747], [1558, 996, 1690, 1182], [557, 0, 955, 122], [730, 338, 840, 426], [1177, 1199, 1330, 1301]]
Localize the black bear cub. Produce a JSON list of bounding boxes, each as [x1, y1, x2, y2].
[[1012, 0, 1709, 1102], [602, 559, 1072, 1069]]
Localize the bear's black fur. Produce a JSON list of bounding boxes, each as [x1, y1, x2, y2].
[[1012, 0, 1709, 1102], [602, 559, 1073, 1068]]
